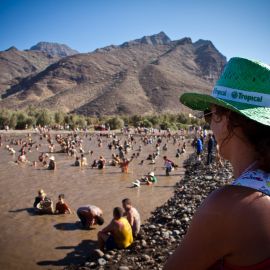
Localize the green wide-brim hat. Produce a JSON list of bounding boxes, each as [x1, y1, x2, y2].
[[180, 57, 270, 126]]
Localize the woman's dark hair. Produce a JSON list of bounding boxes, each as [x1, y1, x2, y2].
[[214, 105, 270, 172]]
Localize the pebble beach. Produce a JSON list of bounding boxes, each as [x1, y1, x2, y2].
[[65, 152, 233, 270]]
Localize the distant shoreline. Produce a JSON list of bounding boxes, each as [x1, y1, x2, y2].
[[0, 129, 116, 135]]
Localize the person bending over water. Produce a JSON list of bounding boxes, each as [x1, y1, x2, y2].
[[77, 205, 104, 229], [165, 57, 270, 269]]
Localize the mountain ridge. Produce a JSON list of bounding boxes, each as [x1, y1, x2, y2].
[[29, 41, 79, 57], [0, 32, 227, 116]]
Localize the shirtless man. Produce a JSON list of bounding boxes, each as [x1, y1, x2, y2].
[[119, 157, 133, 173], [77, 205, 104, 229], [122, 198, 141, 237]]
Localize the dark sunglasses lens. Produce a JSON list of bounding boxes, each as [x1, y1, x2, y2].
[[204, 110, 212, 124]]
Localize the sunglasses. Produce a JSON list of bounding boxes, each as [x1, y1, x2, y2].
[[203, 110, 215, 124]]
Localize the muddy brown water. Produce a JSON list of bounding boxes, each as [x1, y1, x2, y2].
[[0, 132, 190, 270]]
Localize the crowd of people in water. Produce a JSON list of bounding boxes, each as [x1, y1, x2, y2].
[[0, 125, 219, 252], [1, 57, 269, 269]]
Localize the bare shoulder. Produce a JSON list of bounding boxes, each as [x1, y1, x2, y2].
[[207, 184, 269, 204], [199, 185, 270, 222]]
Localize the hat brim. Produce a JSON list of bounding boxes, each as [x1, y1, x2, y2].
[[180, 93, 270, 126]]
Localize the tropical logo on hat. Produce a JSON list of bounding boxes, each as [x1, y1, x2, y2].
[[231, 91, 238, 99], [234, 91, 262, 103], [212, 87, 226, 97], [212, 85, 267, 106]]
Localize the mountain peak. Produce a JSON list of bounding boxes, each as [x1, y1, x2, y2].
[[121, 31, 171, 47], [6, 46, 18, 52], [175, 37, 193, 45], [29, 42, 79, 57], [193, 39, 214, 48]]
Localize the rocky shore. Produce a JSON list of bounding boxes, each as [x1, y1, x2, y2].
[[65, 153, 233, 270]]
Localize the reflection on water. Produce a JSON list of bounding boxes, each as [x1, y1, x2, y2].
[[0, 132, 188, 270]]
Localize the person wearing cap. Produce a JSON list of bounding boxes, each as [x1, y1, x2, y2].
[[165, 57, 270, 269], [146, 171, 157, 184], [48, 156, 56, 170]]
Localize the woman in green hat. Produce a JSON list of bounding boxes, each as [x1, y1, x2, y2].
[[165, 57, 270, 270]]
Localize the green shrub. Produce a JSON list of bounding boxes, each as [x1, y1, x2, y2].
[[0, 109, 11, 129], [16, 111, 28, 129], [36, 109, 53, 126], [140, 119, 152, 128], [54, 111, 66, 125], [9, 113, 18, 129], [105, 117, 124, 130], [130, 115, 142, 127]]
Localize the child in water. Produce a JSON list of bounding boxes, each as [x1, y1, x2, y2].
[[55, 194, 72, 214]]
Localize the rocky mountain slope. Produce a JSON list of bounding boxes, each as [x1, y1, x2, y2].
[[0, 42, 78, 97], [0, 32, 226, 115], [29, 42, 79, 57]]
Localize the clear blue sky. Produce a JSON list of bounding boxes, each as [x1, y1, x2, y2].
[[0, 0, 269, 63]]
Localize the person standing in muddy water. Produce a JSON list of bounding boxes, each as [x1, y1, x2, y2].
[[163, 156, 173, 176], [165, 57, 270, 269], [119, 157, 133, 173]]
